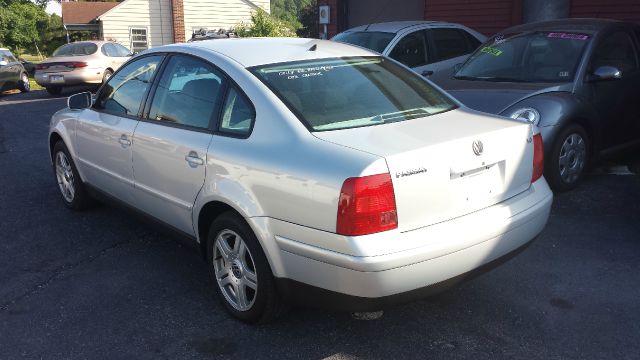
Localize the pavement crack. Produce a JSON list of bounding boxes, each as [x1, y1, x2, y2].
[[0, 239, 131, 311]]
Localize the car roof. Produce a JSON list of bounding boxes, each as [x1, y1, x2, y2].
[[499, 18, 627, 35], [182, 37, 377, 67], [342, 20, 453, 33]]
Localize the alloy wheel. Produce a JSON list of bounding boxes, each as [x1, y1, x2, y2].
[[55, 151, 75, 202], [558, 133, 586, 184], [213, 229, 258, 311], [21, 73, 30, 91]]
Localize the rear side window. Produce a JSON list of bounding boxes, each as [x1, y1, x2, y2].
[[389, 30, 428, 68], [148, 55, 225, 129], [94, 55, 162, 116], [430, 28, 472, 62], [53, 43, 98, 57], [218, 85, 254, 136], [101, 43, 117, 57], [252, 57, 455, 131]]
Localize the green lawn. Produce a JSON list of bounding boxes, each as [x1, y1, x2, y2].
[[29, 77, 44, 90]]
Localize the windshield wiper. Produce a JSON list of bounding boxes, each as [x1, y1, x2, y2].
[[478, 76, 529, 83], [453, 75, 479, 81]]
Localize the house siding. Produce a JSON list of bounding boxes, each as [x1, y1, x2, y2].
[[182, 0, 270, 40], [100, 0, 174, 49], [570, 0, 640, 23]]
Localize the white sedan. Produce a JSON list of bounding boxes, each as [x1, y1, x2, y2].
[[49, 38, 552, 323]]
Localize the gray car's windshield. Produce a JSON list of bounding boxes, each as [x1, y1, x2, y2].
[[332, 32, 395, 53], [455, 31, 591, 83], [53, 43, 98, 57], [252, 57, 456, 131]]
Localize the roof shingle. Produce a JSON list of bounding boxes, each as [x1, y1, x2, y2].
[[62, 1, 120, 25]]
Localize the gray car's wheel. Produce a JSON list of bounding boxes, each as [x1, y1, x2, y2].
[[546, 123, 590, 192], [46, 86, 63, 96], [18, 73, 30, 93], [206, 212, 283, 323], [52, 141, 91, 210]]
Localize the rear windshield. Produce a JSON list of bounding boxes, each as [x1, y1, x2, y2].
[[53, 43, 98, 57], [251, 57, 456, 132], [332, 31, 395, 53]]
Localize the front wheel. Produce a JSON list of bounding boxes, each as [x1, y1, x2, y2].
[[52, 141, 91, 210], [206, 212, 283, 323], [546, 123, 590, 192], [18, 73, 30, 92]]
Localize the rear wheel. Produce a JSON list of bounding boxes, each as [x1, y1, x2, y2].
[[46, 86, 62, 96], [546, 123, 590, 192], [18, 73, 30, 92], [52, 141, 91, 210], [206, 212, 283, 323]]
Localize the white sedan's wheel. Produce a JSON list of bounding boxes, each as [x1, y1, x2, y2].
[[213, 229, 259, 311], [52, 141, 91, 210], [55, 151, 76, 203]]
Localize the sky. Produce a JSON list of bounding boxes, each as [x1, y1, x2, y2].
[[45, 1, 62, 16]]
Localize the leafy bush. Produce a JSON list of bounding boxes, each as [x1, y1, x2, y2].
[[234, 9, 297, 38]]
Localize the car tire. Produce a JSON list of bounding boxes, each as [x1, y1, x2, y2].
[[545, 123, 590, 192], [46, 86, 63, 96], [102, 69, 113, 84], [18, 73, 30, 93], [52, 141, 91, 210], [206, 212, 283, 323]]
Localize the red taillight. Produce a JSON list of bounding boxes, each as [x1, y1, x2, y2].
[[336, 173, 398, 236], [532, 133, 544, 183], [35, 64, 49, 70], [66, 62, 88, 68]]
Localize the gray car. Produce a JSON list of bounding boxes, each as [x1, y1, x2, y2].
[[0, 48, 30, 94], [437, 19, 640, 191]]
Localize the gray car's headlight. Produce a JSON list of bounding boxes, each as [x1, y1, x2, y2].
[[510, 108, 540, 125]]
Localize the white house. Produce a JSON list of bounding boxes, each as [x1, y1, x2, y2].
[[61, 0, 270, 52]]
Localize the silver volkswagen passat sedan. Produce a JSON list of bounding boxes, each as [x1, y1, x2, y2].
[[49, 38, 553, 323]]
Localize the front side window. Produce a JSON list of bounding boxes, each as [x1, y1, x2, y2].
[[456, 31, 591, 82], [130, 28, 148, 53], [251, 57, 455, 132], [101, 43, 117, 57], [389, 30, 428, 68], [590, 31, 638, 73], [332, 31, 396, 53], [148, 55, 225, 129], [114, 43, 131, 57], [430, 28, 472, 62], [94, 55, 162, 116], [52, 42, 98, 57]]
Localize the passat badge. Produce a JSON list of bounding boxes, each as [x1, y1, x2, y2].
[[472, 140, 484, 156]]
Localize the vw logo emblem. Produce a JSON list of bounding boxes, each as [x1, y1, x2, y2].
[[472, 140, 484, 156]]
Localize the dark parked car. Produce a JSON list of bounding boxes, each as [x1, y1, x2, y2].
[[0, 48, 30, 94], [438, 19, 640, 191]]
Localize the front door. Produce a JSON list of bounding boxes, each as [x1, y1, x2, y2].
[[586, 29, 640, 148], [75, 55, 163, 204], [132, 55, 225, 235]]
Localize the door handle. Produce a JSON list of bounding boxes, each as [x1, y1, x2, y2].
[[422, 70, 434, 77], [118, 134, 131, 147], [185, 151, 204, 167]]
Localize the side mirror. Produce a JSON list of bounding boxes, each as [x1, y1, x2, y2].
[[588, 66, 622, 82], [0, 60, 8, 67], [68, 92, 92, 110]]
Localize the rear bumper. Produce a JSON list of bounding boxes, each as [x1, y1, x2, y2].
[[35, 68, 104, 86], [264, 179, 553, 309]]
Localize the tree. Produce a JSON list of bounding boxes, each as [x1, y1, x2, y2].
[[234, 9, 297, 37], [271, 0, 317, 38], [0, 1, 48, 55]]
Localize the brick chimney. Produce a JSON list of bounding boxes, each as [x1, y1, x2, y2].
[[171, 0, 186, 43]]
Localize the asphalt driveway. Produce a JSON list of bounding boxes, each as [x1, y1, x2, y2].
[[1, 89, 639, 360]]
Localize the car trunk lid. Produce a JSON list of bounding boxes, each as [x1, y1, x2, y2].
[[314, 109, 535, 232]]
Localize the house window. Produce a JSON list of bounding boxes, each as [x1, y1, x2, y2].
[[130, 27, 148, 53]]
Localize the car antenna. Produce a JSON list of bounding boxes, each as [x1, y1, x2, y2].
[[308, 44, 317, 51]]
